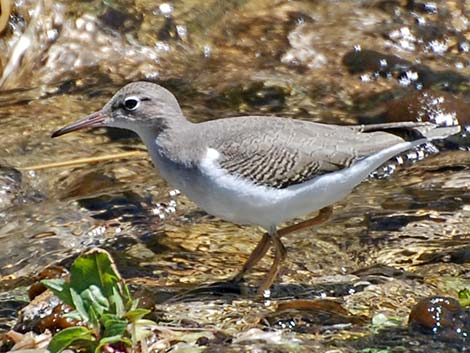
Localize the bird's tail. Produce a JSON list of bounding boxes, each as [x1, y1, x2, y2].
[[354, 121, 461, 142], [353, 122, 461, 178]]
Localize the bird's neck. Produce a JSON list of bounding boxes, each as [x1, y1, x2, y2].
[[134, 115, 196, 160], [137, 125, 201, 173]]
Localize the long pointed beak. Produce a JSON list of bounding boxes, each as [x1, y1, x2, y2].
[[51, 111, 106, 138]]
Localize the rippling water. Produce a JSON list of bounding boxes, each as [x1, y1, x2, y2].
[[1, 0, 470, 351]]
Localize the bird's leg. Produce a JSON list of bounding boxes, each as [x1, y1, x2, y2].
[[232, 232, 271, 282], [232, 206, 333, 283], [257, 206, 333, 294], [258, 227, 286, 295], [277, 206, 333, 237]]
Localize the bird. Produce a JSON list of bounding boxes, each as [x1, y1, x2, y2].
[[51, 81, 459, 294]]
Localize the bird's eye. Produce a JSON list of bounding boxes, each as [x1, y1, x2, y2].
[[123, 96, 140, 111]]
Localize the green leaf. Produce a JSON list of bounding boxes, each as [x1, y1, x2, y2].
[[70, 287, 89, 322], [94, 335, 131, 353], [119, 280, 132, 304], [89, 285, 111, 308], [47, 326, 94, 353], [88, 305, 101, 334], [111, 287, 125, 317], [81, 285, 110, 316], [41, 279, 73, 307], [101, 313, 120, 322], [125, 308, 151, 322], [70, 248, 122, 299], [101, 313, 125, 337], [130, 298, 139, 311], [41, 278, 65, 292], [63, 310, 82, 321], [103, 318, 128, 338]]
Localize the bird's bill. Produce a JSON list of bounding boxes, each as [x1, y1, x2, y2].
[[51, 111, 106, 138]]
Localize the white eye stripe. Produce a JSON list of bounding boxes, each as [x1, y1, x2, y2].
[[123, 96, 141, 111]]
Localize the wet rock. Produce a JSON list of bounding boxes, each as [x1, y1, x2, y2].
[[408, 296, 470, 342], [367, 213, 438, 231], [346, 326, 468, 353], [13, 290, 61, 335], [353, 264, 422, 284], [223, 82, 289, 113], [0, 202, 108, 281], [375, 0, 470, 58], [0, 1, 163, 91], [265, 281, 370, 300], [33, 303, 79, 334], [415, 247, 470, 266], [357, 90, 469, 126], [59, 171, 121, 200], [28, 265, 69, 301], [280, 14, 327, 70], [0, 289, 28, 333], [357, 90, 470, 142], [406, 1, 440, 13], [156, 16, 184, 42], [343, 49, 410, 75], [167, 281, 244, 303], [356, 89, 470, 178], [98, 6, 142, 34], [342, 49, 470, 92], [0, 166, 21, 211], [77, 190, 169, 224], [264, 299, 368, 333], [355, 89, 470, 150], [10, 266, 70, 334]]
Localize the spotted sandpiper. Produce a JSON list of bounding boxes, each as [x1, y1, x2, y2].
[[52, 82, 459, 294]]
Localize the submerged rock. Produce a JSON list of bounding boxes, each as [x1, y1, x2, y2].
[[408, 296, 470, 342], [264, 299, 368, 333]]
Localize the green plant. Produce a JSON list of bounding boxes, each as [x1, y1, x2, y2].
[[458, 288, 470, 307], [42, 248, 156, 353]]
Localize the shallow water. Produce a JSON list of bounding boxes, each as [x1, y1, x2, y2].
[[1, 0, 470, 351]]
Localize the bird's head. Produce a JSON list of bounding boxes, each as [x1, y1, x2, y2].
[[52, 81, 184, 138]]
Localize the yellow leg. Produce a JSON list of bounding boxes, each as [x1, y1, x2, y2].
[[277, 206, 333, 237], [232, 206, 333, 286], [232, 232, 271, 282], [258, 229, 287, 294]]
